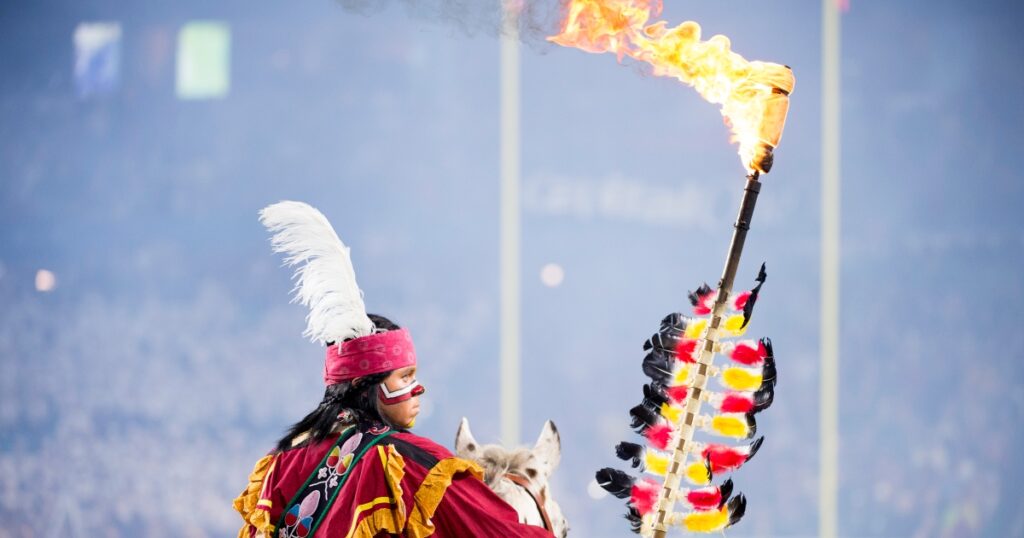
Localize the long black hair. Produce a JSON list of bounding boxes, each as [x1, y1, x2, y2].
[[276, 314, 400, 451]]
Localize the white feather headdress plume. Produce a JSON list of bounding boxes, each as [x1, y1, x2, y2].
[[259, 201, 374, 344]]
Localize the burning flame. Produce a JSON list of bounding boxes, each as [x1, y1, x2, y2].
[[550, 0, 795, 175]]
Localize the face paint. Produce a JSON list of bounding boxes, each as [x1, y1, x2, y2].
[[378, 379, 426, 405]]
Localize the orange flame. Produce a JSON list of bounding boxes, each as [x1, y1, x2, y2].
[[550, 0, 795, 174]]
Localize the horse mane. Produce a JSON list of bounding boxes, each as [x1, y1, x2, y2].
[[471, 444, 535, 487]]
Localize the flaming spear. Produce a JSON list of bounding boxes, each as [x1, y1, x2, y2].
[[550, 1, 794, 535]]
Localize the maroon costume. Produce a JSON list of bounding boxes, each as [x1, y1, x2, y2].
[[235, 427, 554, 538]]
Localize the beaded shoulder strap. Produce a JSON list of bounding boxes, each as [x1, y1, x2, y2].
[[275, 427, 394, 538]]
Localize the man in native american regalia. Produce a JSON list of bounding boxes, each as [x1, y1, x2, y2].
[[234, 201, 554, 538]]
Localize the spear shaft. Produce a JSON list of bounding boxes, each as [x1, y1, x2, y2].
[[650, 174, 762, 537]]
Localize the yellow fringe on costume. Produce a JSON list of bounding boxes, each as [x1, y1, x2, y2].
[[684, 318, 708, 339], [683, 505, 729, 532], [722, 314, 748, 336], [711, 415, 750, 439], [660, 403, 682, 423], [645, 450, 669, 476], [233, 453, 278, 538], [406, 457, 485, 538], [722, 367, 762, 391], [685, 462, 711, 485], [346, 445, 408, 538], [346, 444, 405, 536], [345, 499, 403, 538]]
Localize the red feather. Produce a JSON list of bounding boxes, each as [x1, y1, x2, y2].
[[675, 338, 698, 363], [691, 287, 717, 316], [686, 486, 722, 511], [665, 385, 689, 403], [730, 340, 766, 365], [703, 444, 748, 473], [719, 393, 754, 413], [732, 290, 752, 311], [644, 423, 674, 451], [630, 479, 659, 515]]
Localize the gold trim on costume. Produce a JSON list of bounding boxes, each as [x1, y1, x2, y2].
[[405, 457, 484, 538], [345, 444, 409, 538], [233, 453, 278, 538], [345, 496, 394, 538]]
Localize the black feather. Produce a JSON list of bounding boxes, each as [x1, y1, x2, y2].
[[659, 312, 688, 338], [642, 383, 669, 408], [641, 350, 673, 383], [643, 330, 680, 355], [740, 263, 767, 329], [746, 436, 765, 462], [615, 442, 645, 469], [645, 312, 690, 353], [760, 344, 777, 388], [752, 384, 775, 413], [688, 283, 714, 307], [727, 494, 747, 527], [624, 506, 643, 534], [704, 454, 714, 482], [629, 404, 660, 433], [718, 478, 734, 507], [745, 413, 758, 439], [595, 467, 636, 499]]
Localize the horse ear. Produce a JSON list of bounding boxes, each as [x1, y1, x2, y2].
[[455, 417, 480, 458], [533, 420, 561, 474]]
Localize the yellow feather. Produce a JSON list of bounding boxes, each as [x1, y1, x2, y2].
[[660, 403, 682, 423], [722, 367, 762, 391], [711, 415, 749, 438], [645, 451, 669, 476], [684, 506, 729, 533], [685, 462, 710, 485], [674, 364, 691, 385], [723, 314, 748, 336], [685, 318, 708, 339]]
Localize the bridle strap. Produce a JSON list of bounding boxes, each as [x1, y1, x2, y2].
[[504, 473, 554, 535]]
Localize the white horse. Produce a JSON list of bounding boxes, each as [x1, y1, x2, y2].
[[455, 418, 569, 537]]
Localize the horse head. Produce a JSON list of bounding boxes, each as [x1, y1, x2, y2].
[[455, 417, 569, 537]]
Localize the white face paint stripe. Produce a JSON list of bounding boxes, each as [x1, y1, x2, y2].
[[379, 379, 420, 399]]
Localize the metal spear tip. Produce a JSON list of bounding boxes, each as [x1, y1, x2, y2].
[[745, 63, 794, 175]]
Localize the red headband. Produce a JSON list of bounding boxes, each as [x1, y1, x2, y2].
[[324, 328, 417, 384]]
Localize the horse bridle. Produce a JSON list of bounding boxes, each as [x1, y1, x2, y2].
[[503, 472, 555, 535]]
